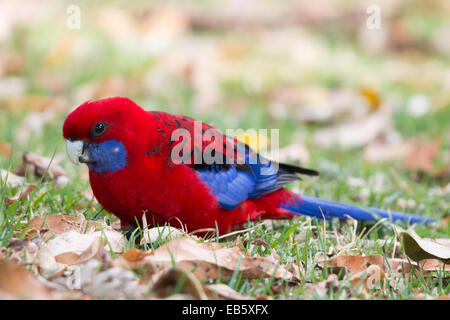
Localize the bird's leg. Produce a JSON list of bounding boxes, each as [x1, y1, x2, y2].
[[120, 219, 135, 232]]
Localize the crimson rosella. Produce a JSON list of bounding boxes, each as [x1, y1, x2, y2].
[[63, 97, 433, 234]]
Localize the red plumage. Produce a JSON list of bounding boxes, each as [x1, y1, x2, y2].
[[63, 97, 302, 234]]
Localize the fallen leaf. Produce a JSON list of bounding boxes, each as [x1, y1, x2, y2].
[[403, 139, 440, 172], [319, 254, 385, 274], [0, 261, 54, 299], [122, 248, 153, 263], [4, 184, 35, 205], [205, 283, 253, 300], [360, 86, 381, 111], [37, 245, 66, 279], [397, 229, 450, 264], [130, 237, 296, 281], [388, 258, 420, 275], [26, 214, 98, 240], [13, 151, 68, 187], [77, 259, 143, 299], [151, 267, 207, 300], [351, 264, 386, 291], [53, 237, 105, 265], [0, 141, 11, 157], [45, 229, 125, 260], [305, 274, 339, 297], [1, 238, 40, 267], [0, 169, 25, 188], [35, 227, 125, 280], [364, 137, 441, 173], [140, 225, 187, 246], [419, 259, 450, 272], [27, 214, 126, 273], [319, 254, 420, 276]]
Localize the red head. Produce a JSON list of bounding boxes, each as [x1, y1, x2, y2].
[[63, 97, 151, 172]]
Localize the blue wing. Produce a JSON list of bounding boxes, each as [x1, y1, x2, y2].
[[195, 164, 256, 209], [194, 142, 317, 210]]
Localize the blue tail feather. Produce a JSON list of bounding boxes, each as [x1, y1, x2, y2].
[[281, 194, 435, 224]]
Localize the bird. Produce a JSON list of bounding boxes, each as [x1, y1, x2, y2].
[[63, 97, 434, 235]]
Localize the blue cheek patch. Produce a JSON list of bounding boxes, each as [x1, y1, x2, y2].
[[87, 140, 128, 173]]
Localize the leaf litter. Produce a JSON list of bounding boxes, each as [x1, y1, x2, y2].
[[3, 151, 445, 300]]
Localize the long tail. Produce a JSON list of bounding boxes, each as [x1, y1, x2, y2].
[[282, 194, 435, 224]]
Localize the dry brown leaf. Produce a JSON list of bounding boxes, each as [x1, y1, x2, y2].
[[4, 184, 35, 205], [27, 214, 125, 275], [0, 261, 55, 299], [37, 245, 66, 278], [205, 283, 253, 300], [53, 237, 105, 265], [350, 264, 386, 291], [127, 237, 296, 281], [26, 214, 98, 240], [13, 151, 68, 187], [419, 259, 450, 272], [151, 267, 207, 300], [122, 248, 153, 263], [36, 228, 125, 279], [2, 238, 40, 266], [45, 229, 125, 260], [305, 274, 339, 297], [0, 141, 11, 157], [364, 137, 441, 173], [319, 254, 385, 274], [403, 139, 441, 172], [387, 258, 420, 274], [319, 254, 420, 276]]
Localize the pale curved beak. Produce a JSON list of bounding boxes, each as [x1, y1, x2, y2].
[[65, 139, 84, 165]]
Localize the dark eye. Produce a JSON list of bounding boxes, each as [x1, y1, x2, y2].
[[92, 122, 107, 137]]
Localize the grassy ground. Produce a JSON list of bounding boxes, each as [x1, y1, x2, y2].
[[0, 0, 449, 299]]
